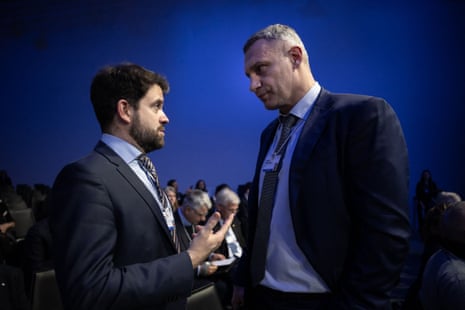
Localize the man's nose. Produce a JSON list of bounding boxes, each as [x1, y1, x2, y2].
[[249, 76, 261, 92], [160, 111, 169, 124]]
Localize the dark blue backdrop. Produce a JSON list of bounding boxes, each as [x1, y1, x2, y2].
[[1, 0, 464, 223]]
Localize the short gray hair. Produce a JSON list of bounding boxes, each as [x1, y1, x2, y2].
[[183, 189, 212, 210], [243, 24, 308, 62], [164, 186, 176, 195], [215, 188, 240, 206]]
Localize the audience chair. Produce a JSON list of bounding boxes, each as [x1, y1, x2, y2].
[[10, 208, 35, 240], [187, 282, 223, 310], [2, 189, 28, 210], [31, 269, 63, 310]]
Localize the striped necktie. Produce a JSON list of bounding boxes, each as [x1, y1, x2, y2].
[[138, 154, 180, 253], [250, 114, 298, 286]]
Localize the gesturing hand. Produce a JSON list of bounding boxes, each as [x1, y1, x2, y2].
[[187, 211, 234, 268]]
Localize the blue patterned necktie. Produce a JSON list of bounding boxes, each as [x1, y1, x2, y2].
[[138, 154, 180, 253]]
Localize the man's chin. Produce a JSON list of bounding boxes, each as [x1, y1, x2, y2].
[[144, 141, 165, 153], [263, 101, 279, 111]]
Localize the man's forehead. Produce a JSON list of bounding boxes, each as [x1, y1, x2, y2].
[[245, 39, 282, 68]]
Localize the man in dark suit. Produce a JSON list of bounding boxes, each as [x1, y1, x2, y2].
[[232, 24, 410, 309], [0, 264, 30, 310], [49, 63, 233, 310]]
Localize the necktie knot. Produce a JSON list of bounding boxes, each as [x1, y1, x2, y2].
[[279, 114, 298, 128], [275, 114, 298, 154], [137, 154, 165, 206], [138, 154, 154, 173], [138, 153, 180, 253]]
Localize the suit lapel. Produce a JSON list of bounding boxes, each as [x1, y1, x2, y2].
[[289, 89, 335, 207], [231, 219, 246, 248], [174, 211, 191, 251], [94, 142, 176, 250]]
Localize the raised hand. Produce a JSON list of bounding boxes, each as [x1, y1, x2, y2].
[[187, 211, 234, 268]]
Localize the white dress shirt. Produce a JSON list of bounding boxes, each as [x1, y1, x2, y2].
[[259, 82, 330, 293]]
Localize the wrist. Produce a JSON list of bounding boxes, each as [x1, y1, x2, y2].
[[187, 249, 204, 269]]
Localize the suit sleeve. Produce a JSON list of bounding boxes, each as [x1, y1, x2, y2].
[[335, 98, 410, 309], [49, 162, 194, 310]]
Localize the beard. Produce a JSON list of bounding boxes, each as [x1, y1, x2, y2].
[[129, 113, 165, 153]]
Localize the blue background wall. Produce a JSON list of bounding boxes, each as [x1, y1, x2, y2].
[[1, 0, 464, 223]]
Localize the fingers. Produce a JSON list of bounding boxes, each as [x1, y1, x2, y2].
[[216, 212, 234, 236], [210, 253, 226, 261], [203, 211, 221, 231], [209, 265, 218, 273]]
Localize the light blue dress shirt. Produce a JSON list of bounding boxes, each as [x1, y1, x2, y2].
[[100, 134, 174, 231]]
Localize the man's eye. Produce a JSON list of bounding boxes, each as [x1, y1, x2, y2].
[[257, 65, 266, 74]]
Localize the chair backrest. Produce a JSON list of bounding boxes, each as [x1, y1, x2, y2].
[[31, 269, 63, 310], [187, 282, 223, 310], [10, 208, 35, 240]]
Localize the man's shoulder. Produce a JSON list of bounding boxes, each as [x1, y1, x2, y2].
[[55, 142, 119, 182], [437, 250, 465, 278], [321, 89, 387, 110]]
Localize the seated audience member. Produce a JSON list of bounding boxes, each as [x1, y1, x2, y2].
[[164, 186, 180, 212], [403, 191, 462, 309], [421, 191, 462, 264], [208, 183, 232, 219], [194, 179, 209, 193], [174, 189, 218, 280], [414, 169, 440, 234], [31, 184, 51, 215], [0, 198, 17, 265], [210, 187, 247, 309], [167, 179, 184, 205], [419, 201, 465, 309], [0, 264, 30, 310], [236, 182, 251, 242], [0, 170, 13, 187], [0, 171, 27, 211], [22, 195, 53, 297]]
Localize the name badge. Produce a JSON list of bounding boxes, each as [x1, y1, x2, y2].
[[262, 154, 281, 172]]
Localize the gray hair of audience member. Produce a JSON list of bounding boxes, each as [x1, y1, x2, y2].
[[164, 186, 176, 196], [182, 189, 212, 210], [440, 201, 465, 245], [215, 188, 240, 207], [434, 191, 462, 205], [243, 24, 309, 64]]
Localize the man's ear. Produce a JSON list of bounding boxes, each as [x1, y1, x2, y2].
[[116, 99, 132, 124], [288, 46, 303, 66]]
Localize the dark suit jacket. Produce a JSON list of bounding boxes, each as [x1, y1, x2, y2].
[[173, 210, 194, 252], [0, 265, 30, 310], [235, 88, 410, 309], [49, 142, 194, 310]]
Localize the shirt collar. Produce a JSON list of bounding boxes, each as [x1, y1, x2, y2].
[[284, 81, 321, 120], [100, 133, 142, 164], [177, 207, 193, 227]]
